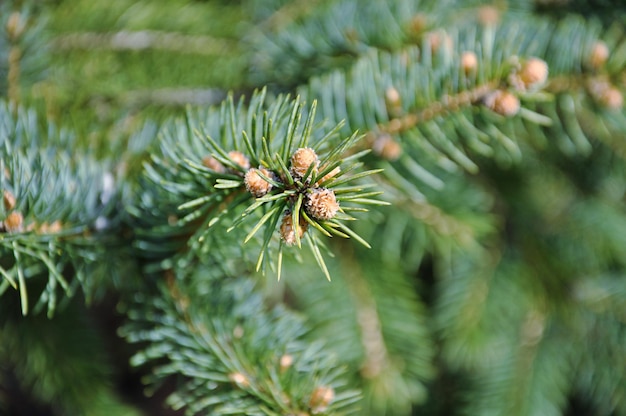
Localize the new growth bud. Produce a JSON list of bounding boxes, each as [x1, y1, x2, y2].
[[244, 168, 273, 197], [305, 188, 339, 220], [290, 147, 319, 179], [280, 212, 309, 246], [484, 90, 520, 117], [228, 151, 250, 170]]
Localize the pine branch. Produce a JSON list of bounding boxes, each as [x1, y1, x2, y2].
[[121, 267, 360, 415], [130, 90, 386, 279], [0, 103, 122, 316]]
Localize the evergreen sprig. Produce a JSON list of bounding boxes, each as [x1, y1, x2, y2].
[[121, 266, 361, 416], [0, 102, 119, 316], [132, 90, 387, 280]]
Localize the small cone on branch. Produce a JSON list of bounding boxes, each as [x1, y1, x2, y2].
[[589, 41, 609, 69], [461, 51, 478, 75], [373, 134, 402, 161], [305, 188, 339, 220], [2, 211, 23, 233], [290, 147, 319, 179], [3, 190, 16, 211], [244, 167, 273, 197], [308, 386, 335, 414], [202, 155, 225, 173], [519, 57, 549, 90], [484, 90, 520, 117], [228, 151, 250, 170], [477, 5, 500, 26], [598, 87, 623, 110], [280, 211, 308, 246], [6, 12, 24, 41]]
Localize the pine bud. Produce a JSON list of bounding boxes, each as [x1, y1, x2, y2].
[[305, 188, 339, 220], [385, 86, 402, 116], [589, 79, 624, 110], [228, 372, 250, 388], [6, 12, 24, 41], [484, 90, 520, 117], [202, 155, 225, 173], [373, 134, 402, 161], [244, 168, 273, 197], [228, 151, 250, 170], [2, 211, 23, 233], [279, 354, 294, 373], [408, 13, 427, 35], [519, 57, 549, 90], [38, 220, 62, 234], [308, 386, 334, 414], [589, 41, 609, 69], [290, 147, 318, 179], [280, 211, 309, 246], [3, 190, 16, 211], [477, 5, 500, 26], [598, 86, 623, 110], [461, 51, 478, 75], [427, 31, 453, 55]]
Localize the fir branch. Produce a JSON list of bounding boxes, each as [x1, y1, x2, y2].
[[131, 90, 386, 279], [122, 267, 360, 415]]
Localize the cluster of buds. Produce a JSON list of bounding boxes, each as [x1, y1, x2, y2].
[[484, 89, 521, 117], [244, 167, 274, 198], [202, 150, 250, 174], [588, 78, 623, 110], [210, 146, 342, 247], [1, 190, 22, 233], [281, 148, 341, 245], [308, 386, 335, 414], [1, 189, 64, 234], [481, 56, 548, 117], [508, 57, 549, 92]]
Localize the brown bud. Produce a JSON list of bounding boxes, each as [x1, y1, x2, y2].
[[6, 12, 24, 41], [228, 151, 250, 170], [38, 220, 62, 234], [484, 90, 520, 117], [3, 211, 23, 233], [244, 168, 273, 197], [427, 31, 453, 55], [279, 212, 308, 246], [228, 372, 250, 388], [461, 51, 478, 75], [3, 190, 16, 211], [589, 41, 609, 69], [385, 86, 401, 107], [477, 5, 500, 26], [372, 134, 402, 161], [279, 354, 294, 373], [519, 57, 549, 89], [308, 386, 335, 414], [290, 147, 318, 179], [305, 188, 339, 220], [202, 155, 225, 173], [599, 87, 623, 110], [408, 13, 427, 35]]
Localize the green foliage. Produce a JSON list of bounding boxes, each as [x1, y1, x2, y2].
[[122, 265, 360, 415], [2, 0, 626, 415], [131, 90, 385, 279], [0, 103, 123, 316]]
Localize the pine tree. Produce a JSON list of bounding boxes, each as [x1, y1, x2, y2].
[[1, 1, 625, 415]]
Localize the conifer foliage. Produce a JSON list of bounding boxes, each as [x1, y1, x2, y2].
[[1, 0, 626, 415]]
